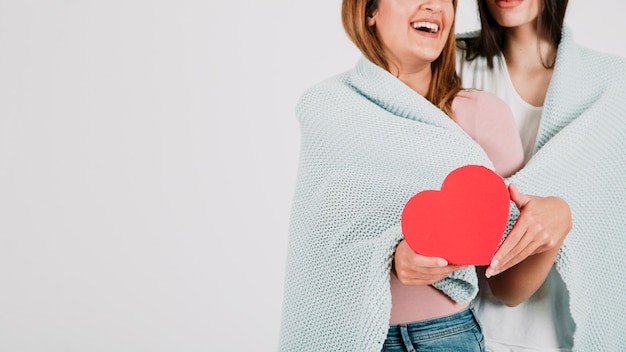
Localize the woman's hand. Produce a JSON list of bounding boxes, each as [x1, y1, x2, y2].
[[486, 183, 572, 278], [483, 183, 572, 306], [393, 240, 467, 285]]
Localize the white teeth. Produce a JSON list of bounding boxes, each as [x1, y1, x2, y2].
[[412, 21, 439, 33]]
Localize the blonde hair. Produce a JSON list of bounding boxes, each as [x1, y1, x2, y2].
[[342, 0, 461, 118]]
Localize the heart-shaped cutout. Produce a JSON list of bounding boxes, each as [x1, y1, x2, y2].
[[401, 165, 510, 265]]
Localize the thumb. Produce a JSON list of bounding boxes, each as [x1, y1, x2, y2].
[[509, 183, 530, 210]]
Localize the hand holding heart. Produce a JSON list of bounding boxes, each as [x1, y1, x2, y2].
[[395, 164, 571, 295], [393, 239, 468, 286], [400, 165, 510, 266], [485, 183, 572, 278]]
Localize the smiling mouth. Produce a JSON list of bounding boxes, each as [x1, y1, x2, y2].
[[412, 21, 439, 33]]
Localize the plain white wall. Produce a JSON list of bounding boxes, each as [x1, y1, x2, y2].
[[0, 1, 624, 351]]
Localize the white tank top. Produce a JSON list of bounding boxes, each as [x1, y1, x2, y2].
[[457, 50, 542, 164], [456, 47, 575, 352]]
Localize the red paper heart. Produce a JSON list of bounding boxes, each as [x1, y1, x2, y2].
[[401, 165, 510, 265]]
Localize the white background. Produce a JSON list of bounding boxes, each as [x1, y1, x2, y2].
[[0, 1, 624, 351]]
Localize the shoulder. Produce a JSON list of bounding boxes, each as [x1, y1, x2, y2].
[[453, 89, 517, 141], [471, 89, 511, 109], [560, 27, 626, 81], [453, 90, 523, 177], [571, 42, 626, 67], [298, 72, 351, 103], [549, 40, 626, 102], [453, 89, 512, 119], [295, 71, 353, 122], [581, 48, 626, 80]]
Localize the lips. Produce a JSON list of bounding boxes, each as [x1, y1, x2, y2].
[[494, 0, 524, 9], [412, 21, 439, 33], [410, 19, 442, 35]]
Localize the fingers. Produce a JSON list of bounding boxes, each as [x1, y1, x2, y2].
[[494, 244, 537, 274], [394, 240, 467, 285], [490, 183, 530, 266], [490, 221, 545, 274], [487, 184, 571, 278], [488, 184, 534, 276], [486, 235, 540, 277], [509, 183, 529, 209], [490, 217, 529, 272], [396, 264, 466, 285], [395, 240, 447, 268]]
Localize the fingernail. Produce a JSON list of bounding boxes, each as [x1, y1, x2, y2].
[[485, 268, 497, 278], [438, 259, 447, 267], [491, 259, 499, 268]]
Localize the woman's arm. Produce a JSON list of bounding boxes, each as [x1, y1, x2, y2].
[[485, 183, 572, 306]]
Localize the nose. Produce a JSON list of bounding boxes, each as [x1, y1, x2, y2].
[[422, 0, 443, 12]]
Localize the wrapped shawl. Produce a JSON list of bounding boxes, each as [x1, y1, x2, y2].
[[279, 28, 626, 351], [500, 28, 626, 351]]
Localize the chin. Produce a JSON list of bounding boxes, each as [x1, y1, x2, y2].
[[417, 51, 443, 63]]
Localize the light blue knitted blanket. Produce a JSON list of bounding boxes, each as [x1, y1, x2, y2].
[[280, 30, 626, 351], [503, 28, 626, 351]]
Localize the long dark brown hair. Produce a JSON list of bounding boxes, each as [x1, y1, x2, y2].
[[342, 0, 461, 118], [459, 0, 569, 68]]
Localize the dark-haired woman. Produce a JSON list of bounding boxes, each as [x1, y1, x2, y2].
[[457, 0, 626, 350]]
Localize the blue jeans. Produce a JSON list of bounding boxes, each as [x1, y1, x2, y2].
[[381, 307, 485, 352]]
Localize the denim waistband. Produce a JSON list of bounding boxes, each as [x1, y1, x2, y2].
[[386, 307, 479, 342]]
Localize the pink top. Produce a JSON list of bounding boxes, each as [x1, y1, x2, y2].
[[452, 89, 524, 178], [389, 89, 524, 325]]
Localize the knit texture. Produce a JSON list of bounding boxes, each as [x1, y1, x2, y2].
[[279, 27, 626, 351], [280, 57, 498, 352], [503, 28, 626, 352]]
